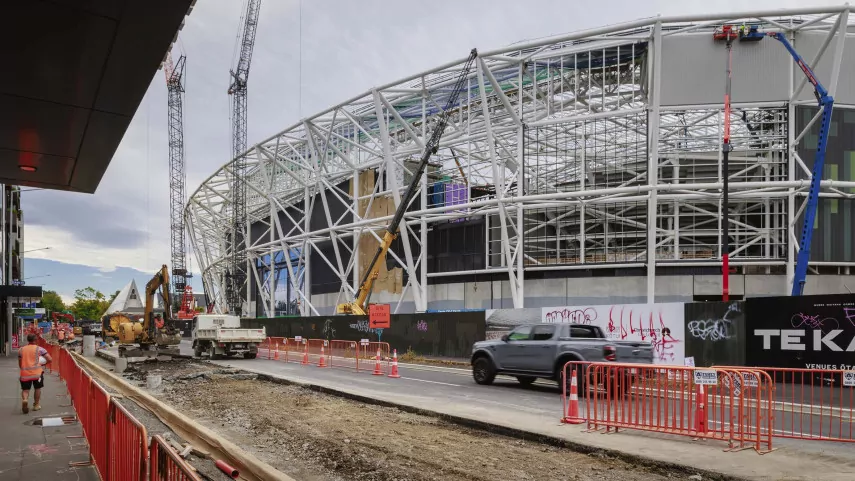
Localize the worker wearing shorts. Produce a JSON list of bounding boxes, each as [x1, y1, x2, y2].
[[18, 334, 51, 414]]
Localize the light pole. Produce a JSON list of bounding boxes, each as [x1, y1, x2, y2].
[[23, 247, 51, 254], [23, 274, 50, 281]]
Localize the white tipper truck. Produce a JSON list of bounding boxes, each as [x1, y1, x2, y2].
[[191, 314, 266, 359]]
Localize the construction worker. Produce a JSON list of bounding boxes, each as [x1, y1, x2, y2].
[[18, 333, 51, 414], [57, 327, 65, 345]]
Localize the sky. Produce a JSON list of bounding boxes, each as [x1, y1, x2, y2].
[[22, 0, 844, 305]]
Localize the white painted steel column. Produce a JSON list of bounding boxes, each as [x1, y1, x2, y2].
[[419, 80, 429, 312], [476, 58, 519, 305], [786, 25, 796, 293], [646, 21, 663, 303], [580, 129, 586, 263], [269, 200, 276, 317]]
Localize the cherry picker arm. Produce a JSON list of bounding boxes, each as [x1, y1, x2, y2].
[[336, 49, 478, 315], [760, 31, 834, 295]]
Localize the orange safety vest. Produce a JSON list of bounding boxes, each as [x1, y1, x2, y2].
[[19, 344, 44, 381]]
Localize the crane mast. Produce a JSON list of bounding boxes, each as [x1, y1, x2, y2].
[[337, 49, 478, 315], [226, 0, 262, 315], [165, 53, 190, 308]]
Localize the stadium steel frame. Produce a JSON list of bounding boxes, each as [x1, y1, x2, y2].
[[186, 6, 855, 317]]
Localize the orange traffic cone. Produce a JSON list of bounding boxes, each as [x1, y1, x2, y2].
[[694, 384, 707, 434], [274, 343, 279, 360], [318, 344, 327, 367], [301, 343, 309, 365], [372, 348, 383, 376], [561, 369, 584, 424], [388, 349, 400, 378]]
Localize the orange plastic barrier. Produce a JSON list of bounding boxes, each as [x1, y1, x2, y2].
[[109, 399, 149, 481], [253, 336, 395, 375], [715, 365, 855, 443], [149, 435, 202, 481], [328, 340, 360, 371], [88, 381, 111, 479], [562, 361, 774, 454]]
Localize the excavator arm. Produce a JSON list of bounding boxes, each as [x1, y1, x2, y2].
[[143, 264, 172, 343]]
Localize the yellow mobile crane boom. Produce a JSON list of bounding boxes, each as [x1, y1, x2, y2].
[[336, 49, 478, 315]]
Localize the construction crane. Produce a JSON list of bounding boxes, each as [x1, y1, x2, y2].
[[226, 0, 263, 316], [164, 52, 193, 313], [714, 25, 834, 296], [336, 49, 478, 315]]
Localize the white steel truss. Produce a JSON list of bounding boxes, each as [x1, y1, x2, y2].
[[186, 7, 855, 316]]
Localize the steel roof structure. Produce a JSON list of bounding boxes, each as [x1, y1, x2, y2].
[[187, 6, 855, 316]]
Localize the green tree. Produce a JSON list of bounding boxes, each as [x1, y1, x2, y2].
[[107, 289, 121, 305], [70, 287, 109, 320], [40, 290, 65, 315]]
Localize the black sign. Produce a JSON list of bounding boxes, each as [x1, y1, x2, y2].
[[746, 294, 855, 370], [683, 301, 745, 368]]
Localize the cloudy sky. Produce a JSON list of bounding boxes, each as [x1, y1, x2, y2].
[[23, 0, 842, 304]]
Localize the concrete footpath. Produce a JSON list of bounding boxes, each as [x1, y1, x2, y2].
[[213, 357, 855, 481], [0, 355, 97, 481]]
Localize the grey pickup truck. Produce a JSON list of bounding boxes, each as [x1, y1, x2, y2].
[[471, 323, 654, 387]]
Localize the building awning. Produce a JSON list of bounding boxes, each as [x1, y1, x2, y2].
[[0, 285, 42, 298]]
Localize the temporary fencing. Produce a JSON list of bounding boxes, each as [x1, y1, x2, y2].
[[109, 401, 149, 481], [715, 365, 855, 443], [258, 337, 393, 375], [48, 343, 200, 479], [562, 361, 774, 453], [88, 381, 112, 479], [149, 435, 202, 481]]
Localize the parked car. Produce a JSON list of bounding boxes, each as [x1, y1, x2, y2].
[[470, 323, 654, 389]]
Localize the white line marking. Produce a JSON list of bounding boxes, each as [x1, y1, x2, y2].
[[400, 377, 465, 387]]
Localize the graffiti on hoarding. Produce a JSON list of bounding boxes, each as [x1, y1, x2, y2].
[[416, 320, 428, 332], [791, 312, 839, 331], [542, 302, 685, 365], [349, 319, 380, 335], [687, 303, 740, 342], [322, 319, 336, 339], [543, 308, 597, 324]]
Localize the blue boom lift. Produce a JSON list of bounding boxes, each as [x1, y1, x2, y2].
[[715, 25, 834, 296]]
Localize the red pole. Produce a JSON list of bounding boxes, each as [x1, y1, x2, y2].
[[721, 35, 734, 302]]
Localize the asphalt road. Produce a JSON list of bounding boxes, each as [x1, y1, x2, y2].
[[172, 340, 855, 446]]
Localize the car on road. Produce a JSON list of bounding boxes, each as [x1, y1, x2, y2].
[[470, 323, 654, 388]]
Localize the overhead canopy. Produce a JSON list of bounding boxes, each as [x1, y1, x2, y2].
[[0, 0, 195, 193]]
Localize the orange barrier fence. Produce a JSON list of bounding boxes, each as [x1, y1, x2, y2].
[[562, 361, 774, 454], [258, 337, 393, 375], [149, 435, 202, 481], [89, 381, 111, 479], [109, 400, 150, 481], [47, 344, 197, 480], [715, 365, 855, 443]]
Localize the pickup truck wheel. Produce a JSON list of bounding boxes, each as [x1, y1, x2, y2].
[[243, 352, 257, 359], [193, 346, 202, 358], [516, 376, 536, 387], [472, 357, 496, 385]]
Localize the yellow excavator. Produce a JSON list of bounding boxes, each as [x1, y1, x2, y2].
[[114, 264, 183, 358], [336, 49, 478, 315]]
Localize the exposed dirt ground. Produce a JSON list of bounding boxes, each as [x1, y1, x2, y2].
[[124, 360, 708, 481]]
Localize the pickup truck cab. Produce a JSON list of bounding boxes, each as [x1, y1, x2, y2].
[[191, 314, 266, 360], [471, 323, 653, 387]]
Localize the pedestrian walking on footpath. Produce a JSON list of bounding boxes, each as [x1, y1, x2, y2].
[[18, 333, 52, 414]]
